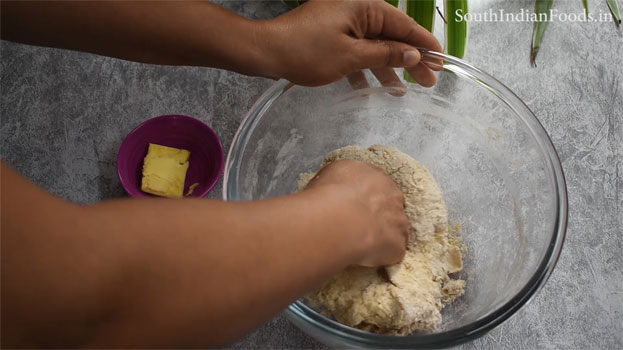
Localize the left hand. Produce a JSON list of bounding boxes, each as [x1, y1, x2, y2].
[[255, 0, 442, 87]]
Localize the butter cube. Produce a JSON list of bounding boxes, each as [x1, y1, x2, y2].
[[141, 143, 190, 198]]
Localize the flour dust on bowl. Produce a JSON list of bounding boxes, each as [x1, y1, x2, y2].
[[224, 51, 567, 348]]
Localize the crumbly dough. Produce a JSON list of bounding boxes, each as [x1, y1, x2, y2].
[[298, 145, 464, 335]]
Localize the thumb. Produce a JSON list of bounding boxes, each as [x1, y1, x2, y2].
[[352, 39, 421, 70]]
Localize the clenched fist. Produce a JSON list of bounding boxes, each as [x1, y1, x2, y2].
[[305, 160, 409, 267]]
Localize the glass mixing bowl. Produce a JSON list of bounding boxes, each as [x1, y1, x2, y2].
[[223, 51, 567, 348]]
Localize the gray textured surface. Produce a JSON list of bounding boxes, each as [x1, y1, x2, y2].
[[1, 0, 621, 349]]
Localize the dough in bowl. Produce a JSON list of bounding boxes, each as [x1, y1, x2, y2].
[[298, 145, 465, 335]]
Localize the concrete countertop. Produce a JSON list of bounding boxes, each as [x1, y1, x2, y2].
[[1, 0, 620, 349]]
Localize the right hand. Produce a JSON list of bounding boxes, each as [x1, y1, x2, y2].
[[305, 160, 409, 267], [257, 0, 442, 88]]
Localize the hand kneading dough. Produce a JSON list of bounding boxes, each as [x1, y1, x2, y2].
[[298, 145, 465, 335]]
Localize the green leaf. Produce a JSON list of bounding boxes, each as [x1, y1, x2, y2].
[[531, 0, 555, 67], [406, 0, 436, 32], [606, 0, 622, 26], [404, 0, 436, 82], [582, 0, 589, 16], [444, 0, 468, 58], [385, 0, 400, 7]]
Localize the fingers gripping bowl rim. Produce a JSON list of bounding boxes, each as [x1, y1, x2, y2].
[[223, 50, 567, 348]]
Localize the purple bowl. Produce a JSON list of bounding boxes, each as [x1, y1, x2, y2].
[[117, 114, 224, 198]]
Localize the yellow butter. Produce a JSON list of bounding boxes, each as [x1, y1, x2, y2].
[[141, 143, 190, 198]]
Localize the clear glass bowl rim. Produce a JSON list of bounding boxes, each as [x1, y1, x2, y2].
[[223, 50, 568, 348]]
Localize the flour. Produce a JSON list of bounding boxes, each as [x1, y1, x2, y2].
[[298, 145, 465, 335]]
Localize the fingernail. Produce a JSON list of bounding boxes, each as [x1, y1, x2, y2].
[[403, 50, 420, 66]]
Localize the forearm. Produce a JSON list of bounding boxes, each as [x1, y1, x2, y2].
[[1, 160, 365, 347], [1, 0, 444, 86], [83, 187, 364, 347], [0, 0, 272, 77]]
